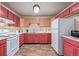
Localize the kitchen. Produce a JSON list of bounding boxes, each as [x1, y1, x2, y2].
[[0, 2, 79, 56]]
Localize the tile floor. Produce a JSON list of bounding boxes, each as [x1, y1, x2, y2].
[[15, 44, 57, 56]]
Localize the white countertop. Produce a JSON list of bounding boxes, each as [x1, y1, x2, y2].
[[0, 37, 7, 40], [63, 36, 79, 42]]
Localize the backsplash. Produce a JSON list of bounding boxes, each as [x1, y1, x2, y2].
[[19, 24, 51, 33]]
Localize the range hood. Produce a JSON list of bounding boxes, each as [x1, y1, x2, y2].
[[0, 17, 15, 24]]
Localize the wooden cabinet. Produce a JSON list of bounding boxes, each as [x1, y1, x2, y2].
[[0, 39, 6, 56], [22, 16, 51, 27], [0, 6, 7, 19], [24, 20, 30, 27], [24, 33, 51, 44], [30, 17, 39, 24], [63, 37, 79, 56], [20, 18, 26, 27], [39, 18, 51, 27]]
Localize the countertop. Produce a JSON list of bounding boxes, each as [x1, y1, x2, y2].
[[63, 36, 79, 42], [19, 32, 51, 34], [0, 37, 7, 40]]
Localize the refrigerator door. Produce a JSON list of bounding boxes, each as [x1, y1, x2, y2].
[[51, 19, 59, 29], [59, 18, 75, 35], [51, 29, 59, 53], [58, 18, 75, 55]]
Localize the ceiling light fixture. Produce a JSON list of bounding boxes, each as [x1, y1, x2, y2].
[[33, 4, 40, 13]]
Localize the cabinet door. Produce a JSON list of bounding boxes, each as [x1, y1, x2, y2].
[[24, 34, 27, 43], [47, 34, 51, 43], [15, 16, 19, 27], [7, 10, 14, 20], [63, 8, 70, 17], [0, 6, 7, 19], [75, 47, 79, 56], [64, 41, 74, 56], [39, 18, 51, 27], [17, 17, 20, 27], [70, 3, 79, 13], [27, 34, 33, 43], [39, 34, 44, 43], [0, 44, 6, 56], [13, 15, 17, 26], [33, 34, 39, 43]]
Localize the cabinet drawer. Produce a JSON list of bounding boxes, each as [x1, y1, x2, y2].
[[63, 37, 79, 48]]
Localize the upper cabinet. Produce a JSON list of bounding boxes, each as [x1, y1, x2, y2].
[[0, 6, 7, 19], [0, 5, 20, 27], [39, 17, 51, 27], [22, 16, 51, 27], [63, 8, 70, 17], [20, 18, 26, 27], [70, 2, 79, 14], [7, 10, 14, 20], [55, 2, 79, 19]]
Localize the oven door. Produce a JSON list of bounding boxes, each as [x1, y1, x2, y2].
[[6, 36, 19, 55]]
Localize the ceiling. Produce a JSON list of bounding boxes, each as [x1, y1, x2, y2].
[[2, 2, 72, 16]]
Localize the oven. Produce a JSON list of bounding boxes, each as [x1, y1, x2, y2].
[[6, 34, 19, 56]]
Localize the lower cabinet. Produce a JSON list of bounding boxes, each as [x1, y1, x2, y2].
[[63, 37, 79, 56], [24, 33, 51, 44], [75, 47, 79, 56], [64, 41, 74, 56], [19, 34, 25, 46], [0, 39, 6, 56]]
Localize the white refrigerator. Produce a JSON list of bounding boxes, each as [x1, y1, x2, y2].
[[51, 18, 75, 55]]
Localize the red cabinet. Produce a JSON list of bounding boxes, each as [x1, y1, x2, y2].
[[47, 34, 51, 43], [55, 3, 79, 19], [64, 41, 74, 56], [19, 34, 25, 46], [0, 6, 20, 27], [75, 47, 79, 56], [70, 3, 79, 13], [63, 37, 79, 56], [24, 34, 28, 43], [55, 8, 70, 19], [63, 8, 70, 17], [14, 14, 20, 27], [0, 6, 7, 19], [24, 33, 51, 44], [7, 10, 14, 20], [0, 39, 6, 56]]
